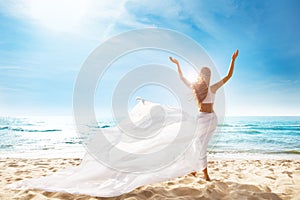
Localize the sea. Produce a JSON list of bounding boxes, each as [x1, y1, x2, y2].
[[0, 116, 299, 159]]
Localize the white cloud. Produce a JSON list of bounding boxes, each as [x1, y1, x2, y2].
[[123, 0, 239, 39], [0, 0, 236, 40], [0, 0, 244, 46], [0, 0, 129, 39]]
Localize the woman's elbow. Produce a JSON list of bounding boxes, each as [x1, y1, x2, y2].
[[227, 73, 233, 79], [223, 75, 231, 83]]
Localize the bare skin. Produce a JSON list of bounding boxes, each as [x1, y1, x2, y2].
[[169, 49, 239, 181]]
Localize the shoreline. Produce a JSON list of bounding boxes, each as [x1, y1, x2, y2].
[[1, 152, 300, 160], [1, 157, 299, 199]]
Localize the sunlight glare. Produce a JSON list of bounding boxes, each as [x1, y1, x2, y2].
[[28, 0, 87, 32], [185, 72, 198, 83]]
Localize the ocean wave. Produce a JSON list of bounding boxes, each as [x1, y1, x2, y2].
[[99, 125, 111, 128], [65, 141, 83, 144], [86, 124, 112, 129], [218, 123, 259, 128], [209, 149, 300, 155], [254, 126, 300, 131], [0, 126, 61, 133], [208, 149, 256, 154], [222, 130, 262, 134], [0, 144, 14, 149], [0, 126, 9, 130], [219, 123, 300, 131], [220, 127, 300, 135], [267, 150, 300, 155]]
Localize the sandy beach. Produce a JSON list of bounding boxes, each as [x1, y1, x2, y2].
[[0, 158, 299, 200]]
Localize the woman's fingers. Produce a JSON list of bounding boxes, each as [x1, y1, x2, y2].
[[169, 56, 178, 64], [232, 49, 239, 59]]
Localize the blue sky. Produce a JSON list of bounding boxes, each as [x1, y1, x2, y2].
[[0, 0, 299, 117]]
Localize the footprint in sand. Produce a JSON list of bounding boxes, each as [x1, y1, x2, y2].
[[167, 181, 175, 186], [282, 171, 293, 178], [265, 176, 276, 180]]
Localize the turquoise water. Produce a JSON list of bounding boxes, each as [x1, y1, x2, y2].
[[209, 116, 300, 159], [0, 116, 299, 159]]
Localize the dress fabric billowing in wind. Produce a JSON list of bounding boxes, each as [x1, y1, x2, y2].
[[8, 100, 217, 197]]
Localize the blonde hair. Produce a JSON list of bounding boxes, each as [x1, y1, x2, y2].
[[192, 67, 211, 104]]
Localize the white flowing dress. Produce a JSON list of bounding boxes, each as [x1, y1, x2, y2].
[[8, 99, 217, 197]]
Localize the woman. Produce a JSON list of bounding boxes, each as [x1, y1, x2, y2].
[[9, 50, 239, 197], [169, 49, 239, 181]]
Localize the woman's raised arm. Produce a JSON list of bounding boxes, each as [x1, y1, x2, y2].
[[211, 49, 239, 93], [169, 56, 192, 88]]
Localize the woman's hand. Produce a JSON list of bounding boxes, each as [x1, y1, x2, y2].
[[232, 49, 239, 60], [211, 49, 239, 93], [169, 56, 179, 65], [169, 56, 191, 88]]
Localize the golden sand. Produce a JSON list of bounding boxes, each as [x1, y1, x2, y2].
[[1, 158, 299, 200]]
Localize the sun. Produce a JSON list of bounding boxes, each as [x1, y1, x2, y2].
[[27, 0, 87, 32], [185, 71, 198, 83]]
